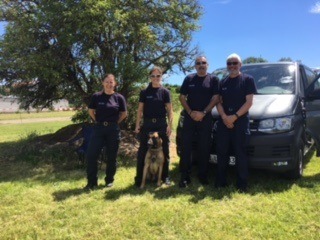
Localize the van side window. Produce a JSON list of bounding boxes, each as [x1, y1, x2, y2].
[[314, 77, 320, 91], [305, 67, 317, 87]]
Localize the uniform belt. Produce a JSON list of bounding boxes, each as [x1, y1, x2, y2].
[[144, 118, 166, 123], [96, 121, 118, 126]]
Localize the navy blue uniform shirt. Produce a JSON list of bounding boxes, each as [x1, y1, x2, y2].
[[139, 83, 171, 119], [219, 73, 257, 115], [180, 73, 219, 111], [89, 91, 127, 122]]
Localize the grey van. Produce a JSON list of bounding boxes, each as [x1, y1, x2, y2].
[[176, 62, 320, 179]]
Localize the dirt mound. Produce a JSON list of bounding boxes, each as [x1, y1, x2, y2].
[[35, 123, 139, 158]]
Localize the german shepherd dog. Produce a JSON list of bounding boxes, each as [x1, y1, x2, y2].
[[140, 132, 165, 189]]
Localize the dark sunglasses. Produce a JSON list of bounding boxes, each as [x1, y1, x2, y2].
[[196, 61, 207, 65], [150, 74, 161, 78], [227, 62, 239, 66]]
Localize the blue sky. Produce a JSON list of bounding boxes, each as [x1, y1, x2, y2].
[[1, 0, 320, 85], [168, 0, 320, 85]]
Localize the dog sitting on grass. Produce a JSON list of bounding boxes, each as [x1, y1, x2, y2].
[[140, 132, 165, 189]]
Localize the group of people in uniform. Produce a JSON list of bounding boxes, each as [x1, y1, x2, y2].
[[84, 53, 257, 193]]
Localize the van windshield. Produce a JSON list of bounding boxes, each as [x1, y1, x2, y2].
[[213, 64, 296, 94]]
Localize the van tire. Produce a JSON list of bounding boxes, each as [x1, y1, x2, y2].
[[286, 140, 304, 179]]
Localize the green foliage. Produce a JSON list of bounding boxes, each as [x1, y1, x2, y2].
[[243, 56, 268, 64], [279, 57, 293, 62], [71, 108, 91, 124], [0, 0, 202, 126]]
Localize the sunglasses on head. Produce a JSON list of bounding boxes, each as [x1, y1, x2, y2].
[[196, 61, 207, 65], [150, 74, 161, 78], [227, 62, 239, 66]]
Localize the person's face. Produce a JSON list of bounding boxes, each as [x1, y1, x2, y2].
[[195, 57, 208, 76], [102, 75, 116, 91], [150, 69, 162, 85], [227, 57, 242, 75]]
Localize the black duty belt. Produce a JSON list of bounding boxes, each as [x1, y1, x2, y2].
[[96, 121, 118, 126], [143, 118, 166, 123]]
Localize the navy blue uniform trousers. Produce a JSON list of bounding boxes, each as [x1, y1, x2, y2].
[[135, 120, 169, 185], [86, 124, 120, 185], [215, 116, 250, 189], [179, 113, 213, 181]]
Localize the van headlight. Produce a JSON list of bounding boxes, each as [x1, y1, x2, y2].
[[258, 117, 293, 133]]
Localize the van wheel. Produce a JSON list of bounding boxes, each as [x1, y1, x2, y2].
[[286, 141, 304, 179]]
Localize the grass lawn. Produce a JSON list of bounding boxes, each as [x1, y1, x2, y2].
[[0, 112, 319, 239], [0, 111, 75, 121]]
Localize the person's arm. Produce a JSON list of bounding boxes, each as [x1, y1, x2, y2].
[[135, 102, 144, 133], [179, 93, 201, 121], [235, 94, 254, 117], [217, 100, 233, 129], [219, 94, 254, 128], [118, 111, 127, 124], [179, 94, 192, 115], [165, 102, 173, 136], [194, 94, 220, 121], [88, 108, 96, 122]]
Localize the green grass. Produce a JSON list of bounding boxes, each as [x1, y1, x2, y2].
[[0, 121, 72, 143], [0, 111, 75, 121], [0, 112, 320, 239]]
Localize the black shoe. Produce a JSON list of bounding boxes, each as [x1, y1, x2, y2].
[[163, 177, 171, 186], [179, 180, 188, 188], [199, 177, 209, 185], [185, 176, 191, 184], [83, 183, 97, 191], [214, 183, 228, 189], [237, 186, 248, 193]]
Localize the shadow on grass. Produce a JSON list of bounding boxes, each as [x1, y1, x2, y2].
[[2, 139, 319, 203], [102, 159, 320, 203]]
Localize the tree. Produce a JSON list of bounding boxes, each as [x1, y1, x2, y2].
[[242, 56, 268, 64], [0, 0, 202, 125], [278, 57, 293, 62]]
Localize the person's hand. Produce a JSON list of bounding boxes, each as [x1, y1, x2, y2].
[[134, 126, 140, 134], [191, 111, 205, 121], [222, 115, 236, 128], [166, 126, 172, 137]]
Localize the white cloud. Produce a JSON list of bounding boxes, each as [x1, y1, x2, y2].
[[310, 1, 320, 14]]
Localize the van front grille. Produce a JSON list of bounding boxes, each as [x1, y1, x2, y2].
[[247, 145, 291, 157]]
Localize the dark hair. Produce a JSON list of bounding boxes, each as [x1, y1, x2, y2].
[[149, 66, 163, 75], [102, 73, 117, 86]]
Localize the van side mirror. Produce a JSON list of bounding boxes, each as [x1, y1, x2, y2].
[[307, 88, 320, 100]]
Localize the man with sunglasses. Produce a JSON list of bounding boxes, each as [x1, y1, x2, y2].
[[215, 53, 257, 192], [178, 56, 219, 188]]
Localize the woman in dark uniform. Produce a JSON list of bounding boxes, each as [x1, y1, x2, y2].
[[84, 74, 127, 190], [215, 53, 257, 192], [134, 66, 173, 187]]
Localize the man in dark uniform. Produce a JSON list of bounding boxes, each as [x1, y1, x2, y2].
[[215, 53, 257, 192], [179, 56, 219, 188]]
